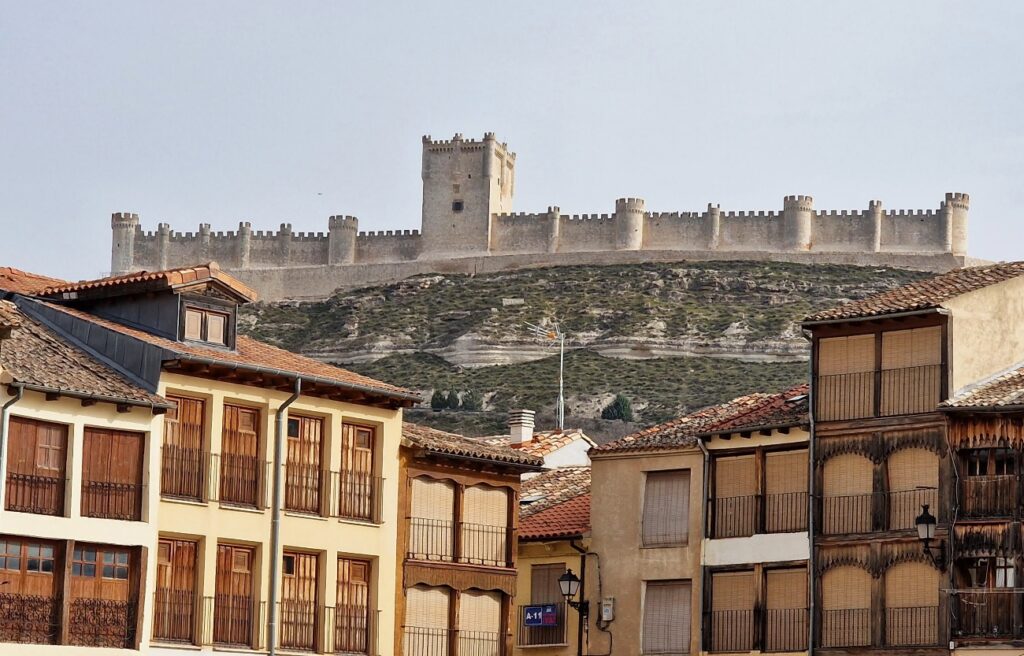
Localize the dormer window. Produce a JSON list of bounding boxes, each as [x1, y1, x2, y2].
[[183, 305, 230, 346]]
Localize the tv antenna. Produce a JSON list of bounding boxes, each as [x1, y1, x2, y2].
[[525, 320, 566, 430]]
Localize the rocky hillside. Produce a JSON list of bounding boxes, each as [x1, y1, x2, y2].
[[240, 261, 927, 435]]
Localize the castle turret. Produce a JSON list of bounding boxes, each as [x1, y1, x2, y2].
[[705, 203, 721, 250], [546, 206, 561, 253], [868, 200, 883, 252], [783, 195, 814, 251], [614, 197, 645, 250], [238, 221, 252, 268], [110, 212, 140, 274], [157, 222, 171, 269], [942, 192, 969, 256], [328, 215, 358, 265]]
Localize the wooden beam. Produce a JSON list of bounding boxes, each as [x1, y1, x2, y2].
[[80, 398, 97, 407], [45, 391, 60, 401], [116, 403, 131, 413], [759, 429, 772, 436]]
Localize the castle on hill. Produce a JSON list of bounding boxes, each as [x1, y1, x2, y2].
[[110, 132, 971, 301]]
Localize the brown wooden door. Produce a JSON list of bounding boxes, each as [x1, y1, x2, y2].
[[221, 405, 261, 507], [339, 424, 375, 520], [163, 396, 206, 500], [0, 537, 60, 644], [336, 558, 370, 654], [281, 551, 318, 651], [286, 415, 323, 514], [81, 428, 144, 520], [214, 544, 254, 646], [68, 544, 135, 648], [4, 417, 67, 515], [154, 539, 197, 643]]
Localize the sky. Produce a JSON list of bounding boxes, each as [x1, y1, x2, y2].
[[2, 1, 1023, 281]]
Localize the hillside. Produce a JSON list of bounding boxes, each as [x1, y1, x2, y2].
[[240, 260, 927, 435]]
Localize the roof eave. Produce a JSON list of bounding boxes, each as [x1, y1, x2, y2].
[[9, 381, 173, 410], [940, 404, 1024, 414], [700, 420, 809, 441], [801, 306, 948, 328]]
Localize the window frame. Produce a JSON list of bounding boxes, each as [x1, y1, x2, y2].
[[179, 296, 235, 348]]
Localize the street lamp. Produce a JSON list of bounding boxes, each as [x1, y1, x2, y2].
[[559, 569, 589, 617], [915, 504, 946, 571]]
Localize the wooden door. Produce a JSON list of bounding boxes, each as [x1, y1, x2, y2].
[[221, 405, 261, 507], [4, 418, 67, 516], [281, 551, 318, 651], [338, 424, 375, 520], [286, 415, 323, 514], [154, 539, 197, 643], [336, 558, 370, 654], [214, 544, 254, 646], [162, 396, 206, 500], [81, 428, 144, 520], [0, 537, 59, 644], [68, 544, 135, 648]]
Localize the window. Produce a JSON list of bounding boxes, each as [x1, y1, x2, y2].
[[961, 557, 1015, 588], [0, 539, 21, 570], [72, 547, 98, 577], [26, 543, 55, 573], [531, 563, 566, 603], [452, 200, 464, 212], [102, 551, 130, 579], [642, 470, 690, 547], [642, 580, 691, 654], [183, 306, 230, 346], [5, 417, 68, 515], [283, 554, 296, 576]]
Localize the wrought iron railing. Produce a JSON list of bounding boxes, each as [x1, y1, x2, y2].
[[403, 626, 449, 656], [952, 590, 1018, 638], [325, 604, 371, 654], [279, 599, 318, 651], [407, 517, 455, 562], [710, 495, 757, 538], [459, 629, 501, 656], [405, 517, 511, 567], [285, 461, 323, 514], [707, 609, 754, 652], [67, 596, 137, 648], [80, 479, 143, 520], [764, 607, 807, 652], [152, 589, 196, 644], [458, 522, 510, 567], [885, 606, 939, 646], [815, 364, 944, 421], [161, 444, 208, 501], [516, 602, 567, 646], [330, 471, 383, 523], [962, 475, 1017, 518], [4, 472, 65, 516], [0, 592, 61, 645], [213, 452, 268, 508], [201, 594, 263, 648], [766, 491, 809, 533], [819, 608, 871, 648], [821, 487, 938, 535], [709, 491, 808, 538]]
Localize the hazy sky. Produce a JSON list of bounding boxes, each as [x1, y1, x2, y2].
[[3, 2, 1023, 281]]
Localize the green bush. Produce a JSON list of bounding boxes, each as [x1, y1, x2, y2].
[[462, 389, 484, 411], [446, 390, 461, 410], [601, 394, 635, 422], [430, 390, 447, 411]]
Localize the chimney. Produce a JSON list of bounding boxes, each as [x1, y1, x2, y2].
[[508, 409, 536, 444]]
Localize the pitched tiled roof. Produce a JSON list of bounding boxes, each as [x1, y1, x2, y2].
[[37, 301, 420, 402], [805, 261, 1024, 323], [40, 262, 258, 303], [0, 267, 68, 295], [402, 422, 544, 468], [594, 384, 809, 454], [479, 429, 595, 458], [941, 362, 1024, 410], [0, 301, 22, 330], [0, 301, 170, 408], [520, 493, 591, 541], [521, 467, 591, 518]]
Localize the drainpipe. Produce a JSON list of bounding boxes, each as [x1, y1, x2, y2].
[[569, 539, 588, 656], [0, 384, 24, 509], [268, 379, 301, 656], [803, 329, 815, 656], [696, 439, 710, 654]]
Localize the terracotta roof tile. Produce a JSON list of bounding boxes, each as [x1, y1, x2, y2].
[[520, 493, 591, 540], [0, 267, 69, 295], [521, 467, 591, 518], [805, 261, 1024, 323], [594, 384, 808, 454], [942, 363, 1024, 409], [402, 422, 544, 468], [38, 301, 420, 402], [479, 429, 595, 458], [40, 262, 258, 302], [0, 301, 170, 408]]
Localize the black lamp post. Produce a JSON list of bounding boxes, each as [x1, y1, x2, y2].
[[559, 568, 590, 617], [915, 504, 946, 571]]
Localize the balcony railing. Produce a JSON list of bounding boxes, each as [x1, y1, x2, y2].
[[285, 462, 323, 514], [765, 608, 807, 652], [962, 475, 1018, 518], [153, 589, 196, 644], [0, 592, 61, 645], [325, 604, 371, 654], [279, 599, 318, 651], [709, 492, 808, 538], [213, 453, 268, 508], [819, 608, 871, 648], [80, 479, 143, 521], [707, 609, 754, 652], [4, 472, 65, 516], [821, 487, 938, 535], [201, 594, 264, 648], [406, 518, 511, 567], [459, 522, 510, 567], [161, 444, 208, 501], [885, 606, 939, 646], [330, 471, 383, 523], [953, 590, 1018, 638], [815, 364, 944, 421], [67, 596, 138, 649], [516, 602, 567, 647], [459, 630, 501, 656], [403, 626, 449, 656]]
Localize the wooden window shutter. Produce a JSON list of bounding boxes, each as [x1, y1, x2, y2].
[[463, 485, 508, 525], [881, 327, 942, 414], [766, 569, 807, 609], [711, 571, 755, 611], [818, 335, 875, 420], [642, 581, 691, 654], [410, 478, 455, 521], [822, 453, 873, 534], [766, 450, 807, 495], [822, 566, 871, 610], [531, 563, 566, 603], [459, 590, 502, 634], [643, 470, 690, 547], [409, 478, 455, 560], [405, 585, 450, 628], [887, 448, 939, 529], [885, 562, 938, 646], [164, 396, 205, 450], [462, 486, 508, 565], [715, 455, 756, 498], [819, 335, 875, 375]]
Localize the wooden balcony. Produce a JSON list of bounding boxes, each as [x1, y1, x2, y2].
[[704, 608, 808, 653], [818, 606, 941, 648], [820, 487, 938, 536], [709, 491, 808, 539], [406, 518, 512, 568], [962, 475, 1018, 519], [952, 590, 1020, 639], [815, 364, 945, 422]]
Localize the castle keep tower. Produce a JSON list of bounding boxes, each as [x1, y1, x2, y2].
[[420, 132, 515, 256], [110, 212, 140, 274]]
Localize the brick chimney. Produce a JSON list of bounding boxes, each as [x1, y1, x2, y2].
[[508, 409, 536, 444]]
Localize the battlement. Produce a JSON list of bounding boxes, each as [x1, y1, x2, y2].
[[111, 212, 139, 227], [357, 229, 420, 238], [784, 195, 814, 211], [329, 215, 359, 230], [615, 197, 646, 212], [944, 192, 970, 210], [421, 132, 515, 157]]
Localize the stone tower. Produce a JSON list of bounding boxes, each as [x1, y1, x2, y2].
[[420, 132, 515, 256], [110, 212, 140, 274]]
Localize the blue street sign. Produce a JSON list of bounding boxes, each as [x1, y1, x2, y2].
[[523, 604, 558, 627]]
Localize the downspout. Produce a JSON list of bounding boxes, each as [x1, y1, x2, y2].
[[0, 384, 24, 509], [268, 378, 301, 656], [803, 329, 815, 656], [569, 539, 588, 656], [696, 439, 710, 654]]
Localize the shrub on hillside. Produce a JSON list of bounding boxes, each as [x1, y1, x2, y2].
[[601, 394, 635, 422]]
